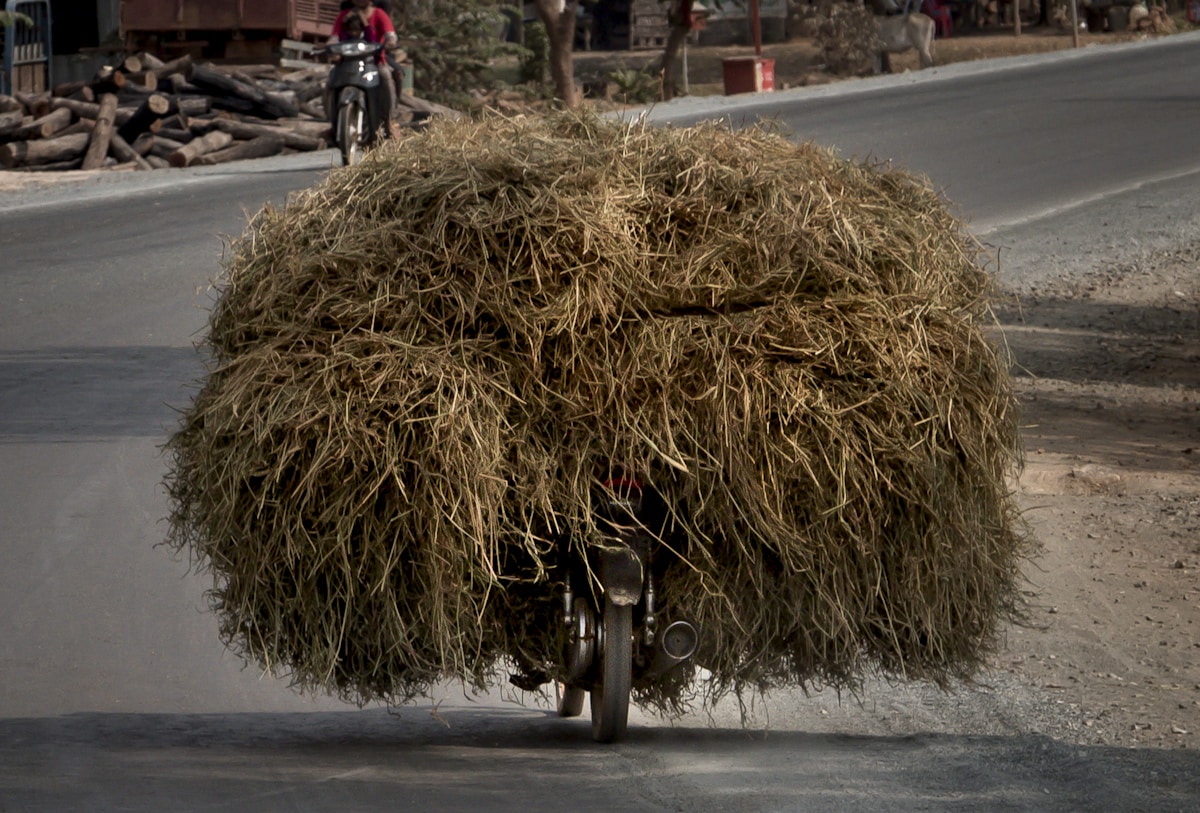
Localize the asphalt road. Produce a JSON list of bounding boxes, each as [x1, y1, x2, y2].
[[643, 31, 1200, 236], [2, 33, 1199, 812]]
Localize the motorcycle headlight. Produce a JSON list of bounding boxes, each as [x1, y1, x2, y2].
[[330, 40, 378, 58]]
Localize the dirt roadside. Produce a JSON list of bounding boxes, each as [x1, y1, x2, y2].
[[574, 24, 1151, 95], [992, 243, 1200, 751]]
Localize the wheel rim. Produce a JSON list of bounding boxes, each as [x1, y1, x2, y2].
[[590, 598, 632, 743], [558, 595, 592, 719], [337, 102, 363, 166], [564, 597, 595, 683]]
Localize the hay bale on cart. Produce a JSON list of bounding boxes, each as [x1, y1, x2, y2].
[[164, 112, 1032, 713]]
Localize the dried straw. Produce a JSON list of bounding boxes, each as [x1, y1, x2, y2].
[[165, 112, 1031, 712]]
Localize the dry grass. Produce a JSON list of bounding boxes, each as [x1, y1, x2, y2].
[[165, 112, 1032, 713]]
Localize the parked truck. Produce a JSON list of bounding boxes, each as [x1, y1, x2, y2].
[[119, 0, 344, 60]]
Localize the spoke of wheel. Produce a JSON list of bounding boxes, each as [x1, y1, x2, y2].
[[591, 599, 632, 743]]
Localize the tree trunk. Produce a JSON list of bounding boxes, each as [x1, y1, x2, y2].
[[193, 134, 285, 166], [11, 158, 84, 171], [155, 127, 195, 143], [269, 116, 336, 139], [159, 73, 189, 94], [0, 95, 23, 113], [108, 132, 153, 170], [90, 65, 127, 96], [14, 91, 51, 118], [177, 96, 212, 117], [0, 110, 27, 138], [0, 132, 91, 168], [152, 114, 189, 134], [58, 119, 95, 137], [11, 106, 72, 140], [534, 0, 580, 108], [121, 71, 160, 93], [146, 135, 187, 159], [396, 92, 461, 120], [140, 52, 166, 73], [207, 95, 259, 116], [298, 98, 324, 120], [52, 80, 95, 103], [129, 132, 155, 156], [190, 66, 299, 119], [116, 93, 174, 143], [50, 96, 135, 127], [52, 79, 89, 98], [167, 130, 233, 167], [82, 94, 120, 170], [206, 118, 325, 151], [658, 22, 691, 101], [151, 54, 194, 81]]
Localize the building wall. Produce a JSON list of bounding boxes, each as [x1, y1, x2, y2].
[[97, 0, 118, 42], [696, 0, 789, 46], [46, 0, 118, 83]]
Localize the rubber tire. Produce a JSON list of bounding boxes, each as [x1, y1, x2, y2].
[[590, 599, 633, 743], [556, 682, 586, 718], [336, 100, 362, 166]]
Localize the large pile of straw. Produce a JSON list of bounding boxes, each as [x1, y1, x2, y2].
[[165, 113, 1030, 711]]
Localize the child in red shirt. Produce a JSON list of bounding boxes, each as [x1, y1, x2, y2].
[[331, 0, 396, 60]]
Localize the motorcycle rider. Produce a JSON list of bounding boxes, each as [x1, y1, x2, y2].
[[328, 0, 399, 136]]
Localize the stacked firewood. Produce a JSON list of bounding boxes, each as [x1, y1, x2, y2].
[[0, 52, 447, 173]]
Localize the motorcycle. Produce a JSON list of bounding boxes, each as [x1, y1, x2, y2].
[[313, 38, 390, 166], [553, 476, 699, 743]]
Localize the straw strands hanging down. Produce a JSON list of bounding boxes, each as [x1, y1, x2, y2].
[[164, 112, 1032, 713]]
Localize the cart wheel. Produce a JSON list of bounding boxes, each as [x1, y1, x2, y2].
[[590, 597, 632, 743]]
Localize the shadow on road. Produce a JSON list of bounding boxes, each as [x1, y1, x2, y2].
[[2, 709, 1196, 812], [0, 346, 205, 442], [994, 294, 1199, 475], [995, 298, 1199, 390]]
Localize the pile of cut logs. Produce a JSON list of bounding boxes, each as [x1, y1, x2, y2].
[[0, 52, 447, 172]]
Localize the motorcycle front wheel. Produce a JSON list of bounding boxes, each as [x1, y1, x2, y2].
[[336, 100, 365, 166], [590, 597, 632, 743]]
